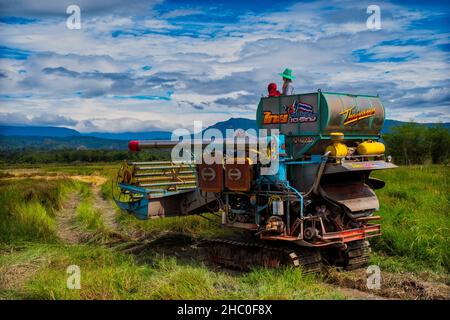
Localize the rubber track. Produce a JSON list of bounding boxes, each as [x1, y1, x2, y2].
[[205, 238, 322, 273], [344, 240, 371, 270]]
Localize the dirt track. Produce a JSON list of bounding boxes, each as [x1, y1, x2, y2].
[[91, 183, 118, 231], [325, 268, 449, 300], [55, 192, 84, 244]]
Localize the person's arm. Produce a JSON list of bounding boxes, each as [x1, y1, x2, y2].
[[287, 83, 294, 95], [282, 82, 289, 95]]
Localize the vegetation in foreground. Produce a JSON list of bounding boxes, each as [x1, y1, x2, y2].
[[0, 244, 338, 300], [0, 172, 338, 299], [0, 164, 448, 299], [371, 165, 450, 274]]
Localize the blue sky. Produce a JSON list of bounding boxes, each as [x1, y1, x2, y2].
[[0, 0, 448, 132]]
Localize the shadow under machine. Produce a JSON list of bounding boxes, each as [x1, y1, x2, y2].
[[114, 90, 396, 271]]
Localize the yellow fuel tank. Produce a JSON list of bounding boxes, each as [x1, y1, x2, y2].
[[326, 132, 348, 157], [326, 142, 348, 157], [357, 141, 385, 155]]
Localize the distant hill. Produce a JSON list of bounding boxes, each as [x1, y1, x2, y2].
[[0, 119, 448, 150], [85, 131, 172, 140], [203, 117, 258, 134], [0, 125, 80, 137]]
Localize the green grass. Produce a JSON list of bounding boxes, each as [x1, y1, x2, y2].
[[76, 201, 105, 232], [371, 165, 450, 273], [0, 179, 76, 243], [78, 182, 93, 199], [100, 176, 114, 200]]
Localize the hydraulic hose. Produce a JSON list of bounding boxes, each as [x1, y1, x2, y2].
[[281, 181, 304, 219], [304, 150, 331, 197]]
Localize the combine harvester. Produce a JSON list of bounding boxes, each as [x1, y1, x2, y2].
[[114, 90, 396, 272]]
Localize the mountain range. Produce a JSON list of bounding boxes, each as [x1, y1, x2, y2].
[[0, 118, 448, 150]]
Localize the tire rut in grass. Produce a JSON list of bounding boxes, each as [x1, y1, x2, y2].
[[325, 268, 450, 300], [55, 192, 84, 244], [91, 183, 119, 232], [56, 183, 127, 245], [329, 285, 391, 300]]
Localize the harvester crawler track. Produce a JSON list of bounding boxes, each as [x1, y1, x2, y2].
[[343, 240, 371, 270], [322, 240, 371, 270], [205, 239, 322, 273]]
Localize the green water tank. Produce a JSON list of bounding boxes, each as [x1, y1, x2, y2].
[[256, 90, 385, 157]]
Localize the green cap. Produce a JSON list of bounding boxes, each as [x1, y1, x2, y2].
[[279, 68, 296, 80]]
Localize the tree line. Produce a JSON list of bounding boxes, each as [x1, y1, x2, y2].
[[383, 123, 449, 165]]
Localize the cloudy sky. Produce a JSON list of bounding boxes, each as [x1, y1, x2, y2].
[[0, 0, 449, 132]]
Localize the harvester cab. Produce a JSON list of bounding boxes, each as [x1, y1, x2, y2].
[[114, 90, 397, 271]]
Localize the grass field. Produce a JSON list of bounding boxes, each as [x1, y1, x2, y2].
[[0, 164, 448, 299], [371, 166, 449, 274]]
